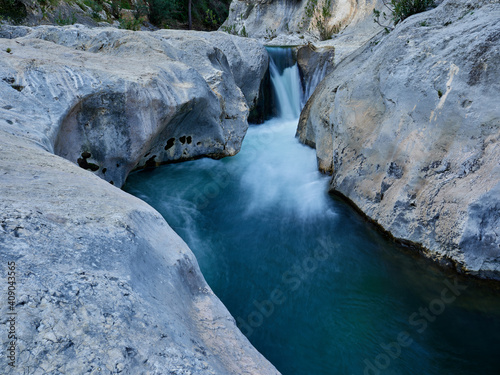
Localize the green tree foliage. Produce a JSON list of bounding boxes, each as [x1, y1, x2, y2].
[[149, 0, 184, 27], [149, 0, 231, 30], [0, 0, 27, 23], [0, 0, 231, 31], [119, 0, 148, 29], [374, 0, 435, 31]]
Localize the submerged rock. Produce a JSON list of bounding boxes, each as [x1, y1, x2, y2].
[[298, 0, 500, 279], [0, 25, 277, 374]]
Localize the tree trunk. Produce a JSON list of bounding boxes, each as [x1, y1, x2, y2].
[[188, 0, 192, 30]]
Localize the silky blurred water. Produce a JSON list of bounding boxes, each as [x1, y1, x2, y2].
[[123, 47, 500, 375]]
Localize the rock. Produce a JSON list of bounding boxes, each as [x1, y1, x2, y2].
[[0, 25, 278, 375], [19, 26, 268, 113], [296, 44, 334, 81], [0, 24, 269, 187], [221, 0, 384, 43], [296, 44, 335, 103], [298, 0, 500, 279], [0, 130, 280, 374], [193, 31, 269, 114], [7, 0, 100, 27], [222, 0, 311, 40]]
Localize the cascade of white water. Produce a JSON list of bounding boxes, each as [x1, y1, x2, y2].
[[238, 47, 331, 217], [267, 47, 303, 119], [267, 47, 328, 115]]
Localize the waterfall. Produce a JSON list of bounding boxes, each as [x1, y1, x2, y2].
[[267, 47, 303, 120], [124, 46, 500, 375], [266, 47, 329, 116], [238, 47, 330, 217]]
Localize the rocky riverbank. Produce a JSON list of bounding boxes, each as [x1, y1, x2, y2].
[[0, 24, 268, 187], [0, 25, 278, 374], [298, 0, 500, 279]]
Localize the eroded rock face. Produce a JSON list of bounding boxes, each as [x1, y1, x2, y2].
[[298, 0, 500, 279], [0, 25, 268, 187], [0, 130, 280, 374], [0, 25, 278, 373], [193, 31, 270, 113], [221, 0, 384, 43], [296, 44, 335, 103]]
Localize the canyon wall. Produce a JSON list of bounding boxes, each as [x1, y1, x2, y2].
[[221, 0, 384, 46], [298, 0, 500, 279]]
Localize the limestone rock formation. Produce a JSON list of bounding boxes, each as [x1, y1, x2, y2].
[[0, 25, 268, 187], [0, 130, 280, 374], [0, 25, 277, 373], [221, 0, 384, 44], [194, 31, 270, 113], [298, 0, 500, 279], [296, 44, 335, 103]]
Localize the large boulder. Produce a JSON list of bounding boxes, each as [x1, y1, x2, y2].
[[0, 25, 268, 187], [0, 25, 278, 373], [296, 43, 335, 103], [298, 0, 500, 279], [193, 30, 269, 114], [0, 129, 279, 374]]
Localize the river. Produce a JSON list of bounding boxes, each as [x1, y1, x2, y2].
[[124, 47, 500, 375]]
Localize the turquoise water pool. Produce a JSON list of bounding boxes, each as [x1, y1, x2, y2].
[[124, 48, 500, 375]]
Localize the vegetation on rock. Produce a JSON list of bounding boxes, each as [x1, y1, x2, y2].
[[220, 22, 248, 37], [0, 0, 232, 30], [374, 0, 435, 31], [0, 0, 27, 23], [300, 0, 342, 41]]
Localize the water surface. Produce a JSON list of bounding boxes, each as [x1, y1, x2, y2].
[[124, 48, 500, 375]]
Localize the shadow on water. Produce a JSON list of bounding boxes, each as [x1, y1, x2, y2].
[[123, 47, 500, 375]]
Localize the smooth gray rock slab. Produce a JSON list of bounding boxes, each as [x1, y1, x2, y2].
[[0, 130, 279, 374], [0, 25, 278, 374], [298, 0, 500, 279]]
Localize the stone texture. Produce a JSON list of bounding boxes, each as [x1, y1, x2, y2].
[[0, 25, 277, 374], [0, 24, 269, 187], [296, 44, 334, 81], [6, 0, 102, 27], [221, 0, 384, 45], [296, 44, 335, 103], [298, 0, 500, 279], [194, 31, 269, 113], [0, 130, 279, 374]]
